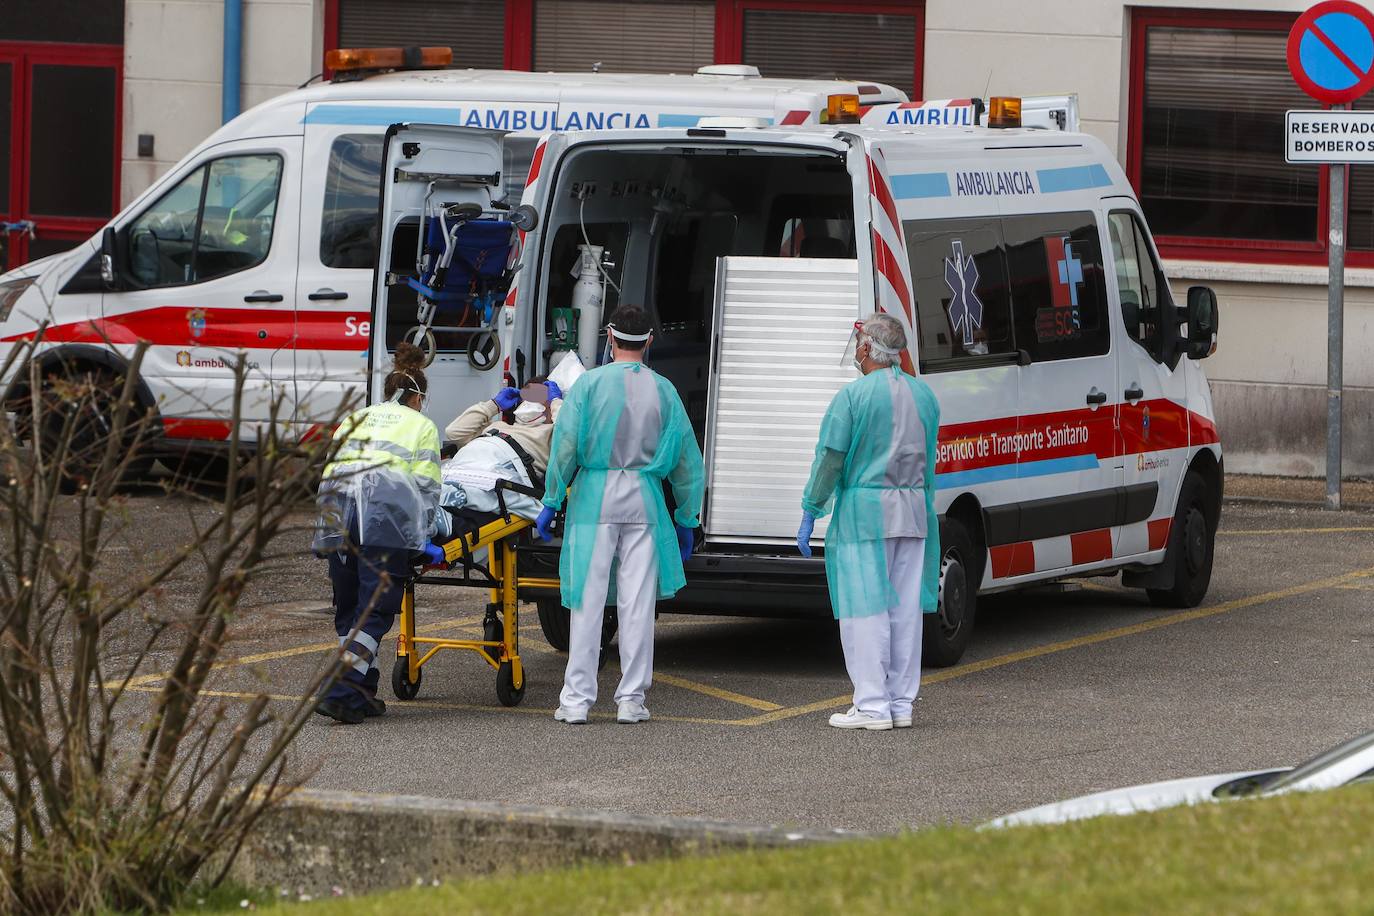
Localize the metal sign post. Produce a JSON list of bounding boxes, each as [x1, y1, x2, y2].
[[1327, 129, 1345, 510], [1285, 1, 1374, 510]]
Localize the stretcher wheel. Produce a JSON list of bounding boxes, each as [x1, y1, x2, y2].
[[482, 614, 504, 665], [392, 657, 422, 700], [496, 660, 525, 707], [402, 326, 437, 367]]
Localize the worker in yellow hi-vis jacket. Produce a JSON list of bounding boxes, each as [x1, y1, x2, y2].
[[312, 342, 442, 725]]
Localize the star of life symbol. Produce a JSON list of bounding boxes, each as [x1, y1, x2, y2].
[[943, 240, 984, 347]]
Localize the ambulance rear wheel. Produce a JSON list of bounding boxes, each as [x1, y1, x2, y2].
[[924, 517, 978, 668], [391, 657, 422, 700], [537, 598, 571, 651], [496, 660, 525, 707], [1147, 471, 1215, 609]]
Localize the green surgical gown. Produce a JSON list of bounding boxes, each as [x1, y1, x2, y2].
[[542, 361, 705, 611], [801, 365, 941, 619]]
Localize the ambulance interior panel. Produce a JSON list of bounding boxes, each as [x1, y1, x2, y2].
[[535, 143, 855, 442]]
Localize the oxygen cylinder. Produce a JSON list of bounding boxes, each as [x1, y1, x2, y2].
[[572, 243, 605, 366]]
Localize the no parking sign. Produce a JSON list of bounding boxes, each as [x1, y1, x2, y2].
[[1287, 0, 1374, 103]]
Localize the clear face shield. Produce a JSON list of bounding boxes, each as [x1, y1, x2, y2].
[[841, 319, 866, 367], [842, 318, 903, 369]]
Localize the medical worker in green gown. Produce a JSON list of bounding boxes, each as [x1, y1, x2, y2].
[[797, 313, 941, 731], [536, 304, 705, 725]]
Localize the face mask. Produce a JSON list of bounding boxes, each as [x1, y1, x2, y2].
[[513, 400, 547, 426]]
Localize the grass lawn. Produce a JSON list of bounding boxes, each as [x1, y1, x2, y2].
[[190, 782, 1374, 915]]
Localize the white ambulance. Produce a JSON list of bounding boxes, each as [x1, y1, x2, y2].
[[368, 98, 1222, 665], [0, 50, 908, 476]]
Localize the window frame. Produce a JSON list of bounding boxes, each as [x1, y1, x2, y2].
[[323, 1, 925, 96], [123, 152, 284, 291], [1125, 7, 1360, 267]]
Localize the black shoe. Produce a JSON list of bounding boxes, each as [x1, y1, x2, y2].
[[363, 697, 386, 717], [315, 699, 365, 724]]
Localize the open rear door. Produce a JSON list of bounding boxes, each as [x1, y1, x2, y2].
[[702, 256, 860, 546], [369, 124, 510, 427]]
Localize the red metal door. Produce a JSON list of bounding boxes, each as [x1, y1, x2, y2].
[[0, 42, 121, 270]]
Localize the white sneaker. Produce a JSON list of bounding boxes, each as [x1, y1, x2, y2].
[[554, 706, 587, 724], [617, 701, 650, 724], [892, 714, 913, 729], [828, 707, 893, 731]]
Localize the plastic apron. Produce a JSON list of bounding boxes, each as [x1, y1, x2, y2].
[[541, 361, 705, 611], [801, 365, 942, 618]]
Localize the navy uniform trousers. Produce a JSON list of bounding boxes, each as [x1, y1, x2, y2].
[[325, 542, 411, 709]]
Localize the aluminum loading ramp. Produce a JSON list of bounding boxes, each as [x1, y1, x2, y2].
[[703, 256, 860, 544]]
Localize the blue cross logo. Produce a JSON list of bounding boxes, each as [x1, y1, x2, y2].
[[1057, 240, 1083, 307], [943, 239, 984, 347]]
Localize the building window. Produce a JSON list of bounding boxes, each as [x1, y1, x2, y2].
[[533, 0, 713, 73], [741, 6, 918, 98], [338, 0, 505, 70], [1131, 13, 1318, 249]]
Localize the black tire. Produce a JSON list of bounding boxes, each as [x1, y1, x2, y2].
[[38, 369, 153, 493], [537, 598, 570, 651], [597, 608, 618, 672], [1147, 471, 1216, 609], [391, 657, 422, 700], [482, 610, 504, 666], [496, 660, 525, 707], [163, 450, 231, 486], [924, 516, 979, 668]]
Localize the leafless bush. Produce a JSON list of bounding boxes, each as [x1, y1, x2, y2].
[[0, 335, 355, 913]]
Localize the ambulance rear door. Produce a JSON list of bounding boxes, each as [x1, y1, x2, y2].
[[502, 132, 567, 389], [369, 123, 511, 428]]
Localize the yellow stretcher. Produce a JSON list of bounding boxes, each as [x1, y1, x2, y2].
[[392, 480, 559, 707]]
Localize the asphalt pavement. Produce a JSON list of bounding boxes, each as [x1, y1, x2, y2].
[[116, 493, 1374, 832]]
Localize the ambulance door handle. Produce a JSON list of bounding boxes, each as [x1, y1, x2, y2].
[[308, 289, 348, 301], [244, 291, 284, 303], [1124, 384, 1145, 403], [1085, 388, 1107, 407]]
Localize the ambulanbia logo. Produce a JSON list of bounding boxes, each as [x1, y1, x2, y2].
[[176, 350, 260, 371], [1138, 453, 1169, 472]]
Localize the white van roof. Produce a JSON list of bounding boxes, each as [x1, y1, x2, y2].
[[191, 67, 907, 153]]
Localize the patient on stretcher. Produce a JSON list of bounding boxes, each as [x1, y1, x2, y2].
[[432, 380, 562, 536]]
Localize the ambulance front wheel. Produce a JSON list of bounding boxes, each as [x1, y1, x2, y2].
[[1147, 471, 1215, 609], [924, 517, 978, 668], [392, 657, 422, 700], [496, 660, 525, 707]]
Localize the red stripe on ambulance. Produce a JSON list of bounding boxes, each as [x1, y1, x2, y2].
[[990, 542, 1035, 578], [1069, 529, 1113, 565], [162, 418, 232, 440], [1148, 518, 1172, 551]]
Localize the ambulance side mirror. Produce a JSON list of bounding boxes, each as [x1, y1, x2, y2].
[[1184, 285, 1218, 360], [99, 227, 120, 289]]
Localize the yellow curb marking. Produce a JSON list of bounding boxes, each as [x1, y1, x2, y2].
[[516, 633, 784, 711], [122, 685, 741, 727], [729, 561, 1374, 726], [123, 616, 482, 688], [122, 563, 1374, 727], [1220, 527, 1374, 536]]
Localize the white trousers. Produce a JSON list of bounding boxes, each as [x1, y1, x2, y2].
[[838, 536, 925, 720], [559, 522, 659, 713]]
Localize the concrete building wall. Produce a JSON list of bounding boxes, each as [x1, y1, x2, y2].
[[121, 0, 320, 207]]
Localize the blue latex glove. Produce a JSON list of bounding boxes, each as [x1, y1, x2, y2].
[[422, 543, 446, 567], [544, 379, 563, 401], [796, 512, 816, 558], [675, 524, 694, 562], [492, 387, 521, 411], [535, 506, 556, 542]]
